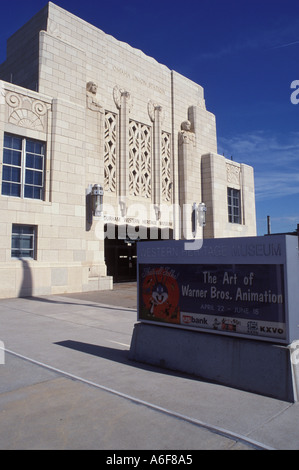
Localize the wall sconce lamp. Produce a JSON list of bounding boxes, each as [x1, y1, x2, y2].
[[119, 199, 127, 218], [154, 204, 161, 220], [91, 184, 104, 217], [197, 202, 207, 227], [192, 202, 206, 234]]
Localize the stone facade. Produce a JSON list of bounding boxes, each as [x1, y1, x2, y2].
[[0, 3, 256, 298]]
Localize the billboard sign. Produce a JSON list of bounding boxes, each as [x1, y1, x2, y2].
[[138, 263, 285, 341], [137, 236, 299, 343]]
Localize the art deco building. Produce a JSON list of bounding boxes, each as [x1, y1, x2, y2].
[[0, 3, 256, 298]]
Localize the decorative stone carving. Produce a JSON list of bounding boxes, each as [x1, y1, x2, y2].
[[178, 117, 196, 210], [113, 85, 132, 199], [129, 120, 151, 198], [113, 85, 132, 111], [147, 100, 164, 123], [47, 19, 65, 41], [161, 131, 172, 202], [86, 81, 103, 112], [226, 163, 241, 185], [0, 82, 5, 105], [5, 91, 49, 131], [178, 120, 195, 146], [104, 111, 117, 193]]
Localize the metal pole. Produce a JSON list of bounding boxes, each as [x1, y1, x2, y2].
[[267, 216, 271, 235]]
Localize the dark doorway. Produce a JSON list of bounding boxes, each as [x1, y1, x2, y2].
[[105, 237, 137, 282], [104, 224, 173, 283]]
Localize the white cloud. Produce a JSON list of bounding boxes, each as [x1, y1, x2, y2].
[[254, 172, 299, 201], [219, 131, 299, 166], [197, 18, 299, 61]]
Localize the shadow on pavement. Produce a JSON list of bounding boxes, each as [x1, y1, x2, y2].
[[17, 295, 135, 313], [55, 339, 131, 365], [54, 339, 203, 383]]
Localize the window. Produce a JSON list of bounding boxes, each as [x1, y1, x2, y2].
[[2, 134, 45, 200], [11, 224, 37, 259], [227, 188, 241, 224]]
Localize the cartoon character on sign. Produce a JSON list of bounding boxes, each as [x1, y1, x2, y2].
[[150, 278, 169, 312], [142, 268, 180, 323]]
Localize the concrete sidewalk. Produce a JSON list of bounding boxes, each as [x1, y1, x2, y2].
[[0, 283, 298, 450]]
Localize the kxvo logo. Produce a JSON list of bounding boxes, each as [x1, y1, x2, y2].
[[259, 326, 284, 335], [290, 80, 299, 104]]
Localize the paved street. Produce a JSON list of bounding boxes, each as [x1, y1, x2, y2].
[[0, 283, 298, 450]]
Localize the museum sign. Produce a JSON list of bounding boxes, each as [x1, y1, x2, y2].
[[137, 235, 299, 343]]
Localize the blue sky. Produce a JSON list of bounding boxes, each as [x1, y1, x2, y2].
[[0, 0, 298, 235]]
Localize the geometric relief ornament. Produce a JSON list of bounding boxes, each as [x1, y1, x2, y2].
[[226, 162, 241, 185], [104, 111, 117, 193], [129, 119, 151, 198], [5, 91, 49, 131], [161, 131, 172, 202]]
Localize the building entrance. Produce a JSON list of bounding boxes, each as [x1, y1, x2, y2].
[[105, 238, 137, 282], [104, 224, 173, 283]]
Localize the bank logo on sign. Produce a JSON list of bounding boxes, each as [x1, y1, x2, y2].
[[182, 315, 192, 324], [181, 313, 208, 327]]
